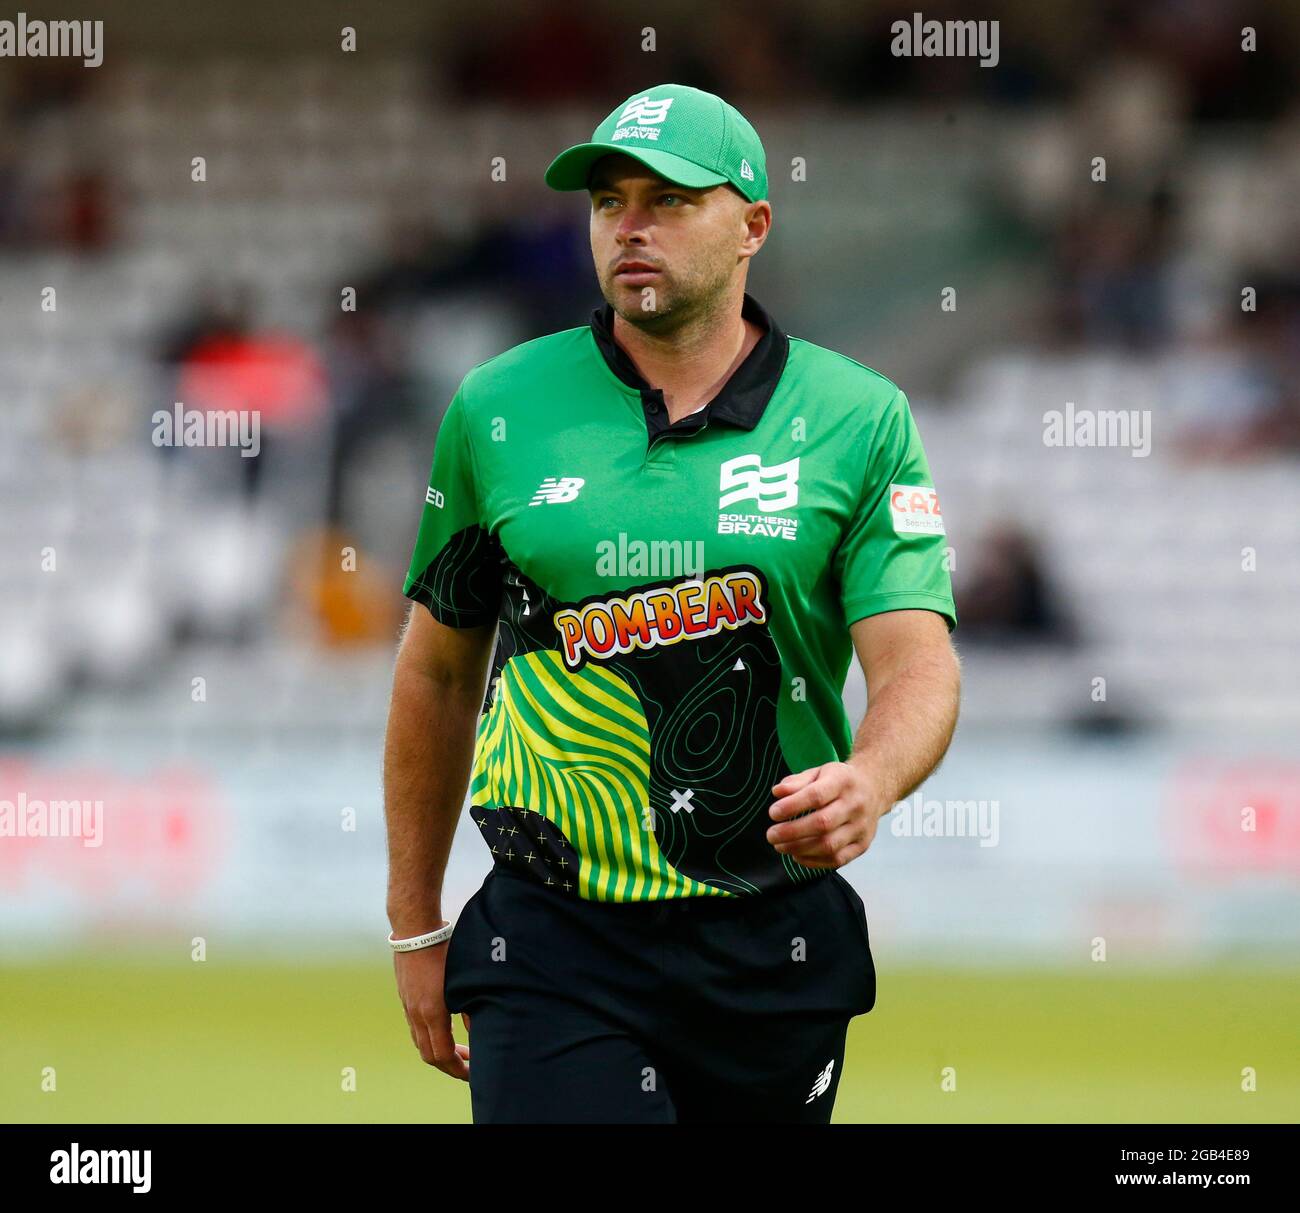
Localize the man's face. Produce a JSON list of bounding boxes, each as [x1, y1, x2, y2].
[[587, 153, 765, 329]]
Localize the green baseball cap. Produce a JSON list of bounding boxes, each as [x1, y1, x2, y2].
[[544, 83, 768, 204]]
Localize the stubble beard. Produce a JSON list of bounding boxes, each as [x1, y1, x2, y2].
[[605, 259, 735, 337]]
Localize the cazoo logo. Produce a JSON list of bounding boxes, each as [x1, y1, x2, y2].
[[888, 483, 944, 535]]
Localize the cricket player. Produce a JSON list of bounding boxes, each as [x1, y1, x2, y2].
[[384, 83, 961, 1123]]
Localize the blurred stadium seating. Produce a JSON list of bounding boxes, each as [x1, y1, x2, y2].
[[1, 1, 1297, 965]]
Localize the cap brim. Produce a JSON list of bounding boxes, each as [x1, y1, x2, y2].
[[544, 142, 729, 192]]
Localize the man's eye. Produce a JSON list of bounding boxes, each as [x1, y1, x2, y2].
[[659, 194, 683, 206]]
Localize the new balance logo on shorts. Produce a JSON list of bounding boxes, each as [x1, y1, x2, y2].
[[529, 476, 586, 506], [806, 1059, 834, 1103]]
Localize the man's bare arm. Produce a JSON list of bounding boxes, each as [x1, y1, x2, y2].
[[766, 609, 960, 868], [844, 608, 961, 805], [383, 603, 495, 1078], [384, 603, 495, 932]]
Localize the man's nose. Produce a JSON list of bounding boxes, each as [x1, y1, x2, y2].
[[616, 208, 651, 241]]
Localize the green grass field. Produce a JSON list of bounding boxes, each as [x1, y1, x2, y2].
[[3, 957, 1296, 1122]]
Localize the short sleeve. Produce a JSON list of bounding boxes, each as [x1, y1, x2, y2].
[[402, 388, 503, 627], [832, 388, 957, 632]]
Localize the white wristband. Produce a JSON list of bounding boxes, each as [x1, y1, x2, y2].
[[388, 921, 454, 952]]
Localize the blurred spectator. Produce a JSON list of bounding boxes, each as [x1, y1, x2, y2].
[[0, 153, 118, 253], [1174, 275, 1300, 460], [449, 1, 623, 103], [40, 169, 116, 252], [160, 286, 327, 499], [321, 308, 419, 528], [956, 523, 1078, 645], [1048, 184, 1178, 350], [0, 133, 24, 246], [1160, 0, 1297, 123], [2, 59, 96, 122], [284, 525, 406, 648], [354, 208, 592, 331], [159, 286, 255, 366]]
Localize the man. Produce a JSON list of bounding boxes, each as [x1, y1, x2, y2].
[[384, 83, 960, 1124]]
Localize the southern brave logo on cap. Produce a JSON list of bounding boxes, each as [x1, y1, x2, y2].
[[740, 158, 754, 181], [615, 96, 674, 128]]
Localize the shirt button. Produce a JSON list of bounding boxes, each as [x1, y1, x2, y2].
[[647, 401, 661, 413]]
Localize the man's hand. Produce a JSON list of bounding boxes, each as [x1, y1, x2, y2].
[[393, 944, 472, 1080], [766, 761, 889, 869]]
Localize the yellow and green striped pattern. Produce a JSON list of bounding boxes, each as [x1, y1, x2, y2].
[[469, 650, 730, 902]]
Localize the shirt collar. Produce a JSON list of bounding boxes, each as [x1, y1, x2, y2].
[[588, 291, 790, 431]]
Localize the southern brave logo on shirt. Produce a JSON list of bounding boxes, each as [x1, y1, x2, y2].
[[717, 453, 799, 542], [719, 454, 800, 511], [529, 476, 586, 507]]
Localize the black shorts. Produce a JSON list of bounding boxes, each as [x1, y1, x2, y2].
[[443, 863, 877, 1124]]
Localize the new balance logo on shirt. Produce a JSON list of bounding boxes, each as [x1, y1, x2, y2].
[[529, 476, 586, 506]]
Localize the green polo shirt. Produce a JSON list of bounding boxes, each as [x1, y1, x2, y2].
[[403, 292, 956, 902]]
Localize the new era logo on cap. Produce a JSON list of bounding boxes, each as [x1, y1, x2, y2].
[[740, 158, 754, 181]]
